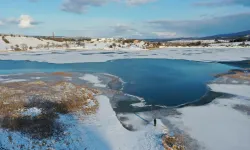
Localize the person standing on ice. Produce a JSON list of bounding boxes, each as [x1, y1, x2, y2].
[[152, 104, 157, 126]]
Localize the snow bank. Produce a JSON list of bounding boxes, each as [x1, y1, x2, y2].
[[0, 47, 249, 64], [208, 84, 250, 98], [4, 36, 62, 48], [79, 74, 106, 87], [0, 38, 9, 50], [3, 79, 27, 83], [81, 95, 165, 150], [170, 97, 250, 150]]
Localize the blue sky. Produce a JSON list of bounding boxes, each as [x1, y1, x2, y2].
[[0, 0, 250, 38]]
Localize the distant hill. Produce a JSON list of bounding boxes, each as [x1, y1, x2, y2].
[[143, 30, 250, 41], [201, 30, 250, 40]]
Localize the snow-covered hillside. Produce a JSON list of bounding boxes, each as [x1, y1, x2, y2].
[[0, 35, 146, 51], [0, 35, 65, 51]]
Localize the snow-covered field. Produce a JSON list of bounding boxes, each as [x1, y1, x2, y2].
[[0, 36, 146, 51], [170, 96, 250, 150], [0, 47, 249, 63]]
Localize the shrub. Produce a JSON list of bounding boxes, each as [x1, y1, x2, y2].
[[238, 42, 246, 47], [214, 39, 221, 43], [20, 44, 28, 51], [10, 46, 14, 50], [2, 36, 10, 44], [230, 37, 247, 43]]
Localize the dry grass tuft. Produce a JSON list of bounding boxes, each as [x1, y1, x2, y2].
[[0, 80, 99, 118], [162, 134, 185, 150], [215, 69, 250, 81], [0, 80, 100, 139]]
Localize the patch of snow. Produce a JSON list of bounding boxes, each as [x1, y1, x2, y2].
[[84, 99, 96, 108], [64, 76, 72, 81], [208, 84, 250, 98], [0, 38, 10, 50], [79, 74, 106, 87], [3, 79, 27, 83], [31, 77, 41, 80], [130, 102, 146, 107], [81, 95, 165, 150], [21, 107, 42, 117]]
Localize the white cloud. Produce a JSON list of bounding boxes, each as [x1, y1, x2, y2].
[[61, 0, 156, 13], [18, 15, 34, 28], [126, 0, 156, 5], [152, 31, 177, 37], [61, 0, 111, 13], [0, 15, 41, 28]]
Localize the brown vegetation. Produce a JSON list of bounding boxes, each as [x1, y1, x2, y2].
[[2, 36, 10, 44], [52, 72, 72, 77], [0, 80, 99, 118], [162, 134, 185, 150], [215, 69, 250, 81], [0, 80, 99, 139]]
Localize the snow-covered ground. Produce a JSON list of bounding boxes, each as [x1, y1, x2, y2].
[[0, 95, 166, 150], [170, 94, 250, 150], [0, 36, 146, 51], [1, 35, 249, 52], [79, 95, 165, 150], [165, 73, 250, 150], [0, 35, 63, 50], [21, 107, 42, 117], [0, 48, 249, 63], [79, 74, 106, 87], [208, 84, 250, 98]]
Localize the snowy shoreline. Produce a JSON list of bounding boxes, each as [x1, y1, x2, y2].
[[0, 47, 249, 64], [1, 35, 250, 52]]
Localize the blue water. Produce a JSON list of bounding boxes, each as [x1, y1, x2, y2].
[[0, 59, 235, 106]]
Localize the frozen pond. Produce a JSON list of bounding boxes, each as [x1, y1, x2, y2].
[[0, 59, 236, 106]]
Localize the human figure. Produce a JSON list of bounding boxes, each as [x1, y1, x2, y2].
[[154, 118, 157, 126]]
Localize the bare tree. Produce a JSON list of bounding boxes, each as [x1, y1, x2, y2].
[[10, 45, 14, 50], [36, 44, 43, 49], [64, 42, 69, 48], [20, 44, 28, 51], [46, 42, 50, 49]]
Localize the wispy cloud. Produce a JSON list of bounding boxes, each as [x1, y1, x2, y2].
[[61, 0, 111, 14], [147, 12, 250, 37], [194, 0, 250, 7], [61, 0, 157, 14], [126, 0, 156, 6], [152, 31, 176, 38]]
